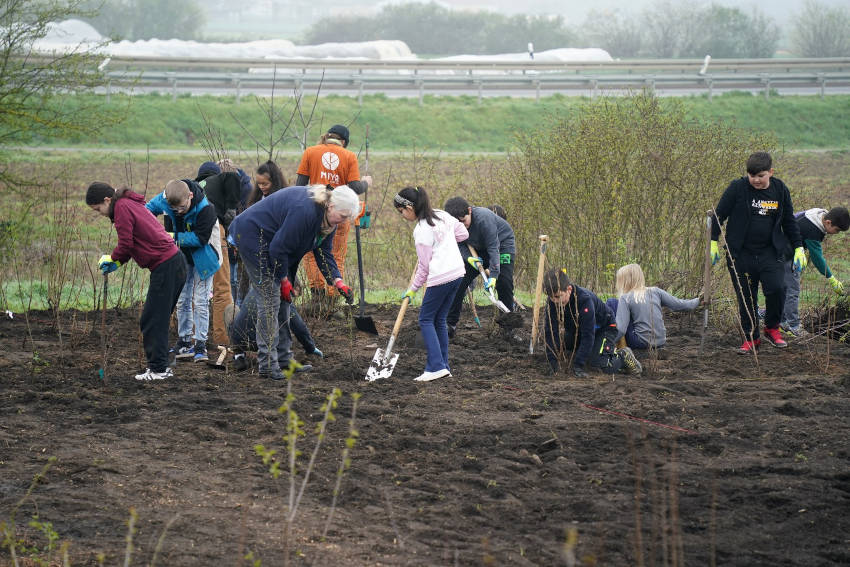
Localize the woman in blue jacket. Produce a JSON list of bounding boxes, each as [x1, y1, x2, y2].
[[228, 184, 359, 380]]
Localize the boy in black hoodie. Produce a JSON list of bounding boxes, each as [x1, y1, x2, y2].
[[710, 152, 805, 354], [542, 269, 641, 377]]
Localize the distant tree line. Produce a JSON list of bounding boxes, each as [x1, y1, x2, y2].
[[302, 2, 576, 56], [80, 0, 205, 41], [302, 0, 850, 59]]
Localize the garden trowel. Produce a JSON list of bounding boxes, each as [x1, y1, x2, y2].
[[467, 244, 510, 313]]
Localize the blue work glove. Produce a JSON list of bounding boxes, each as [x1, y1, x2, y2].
[[359, 210, 371, 229], [467, 256, 483, 270], [401, 289, 416, 304], [710, 241, 721, 266], [828, 275, 844, 295], [484, 277, 497, 293], [310, 347, 324, 358], [97, 254, 120, 274], [793, 247, 807, 273]]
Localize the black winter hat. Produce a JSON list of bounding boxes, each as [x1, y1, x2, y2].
[[197, 161, 221, 180], [327, 124, 350, 146]]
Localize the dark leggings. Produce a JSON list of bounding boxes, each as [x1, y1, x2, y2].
[[141, 252, 187, 372]]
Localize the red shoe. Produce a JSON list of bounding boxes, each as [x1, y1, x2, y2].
[[763, 327, 788, 348], [736, 339, 761, 355]]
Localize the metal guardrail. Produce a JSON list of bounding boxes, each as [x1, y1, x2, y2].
[[88, 55, 850, 103], [94, 55, 850, 73]]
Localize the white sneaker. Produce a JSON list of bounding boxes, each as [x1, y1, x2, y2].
[[414, 369, 451, 382], [135, 367, 174, 381]]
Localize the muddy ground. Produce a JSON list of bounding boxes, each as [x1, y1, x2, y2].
[[1, 302, 849, 566]]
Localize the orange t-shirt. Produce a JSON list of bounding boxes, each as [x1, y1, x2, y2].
[[296, 143, 361, 188]]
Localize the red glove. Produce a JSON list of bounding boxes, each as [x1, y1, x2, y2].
[[280, 278, 293, 302], [334, 280, 354, 304]]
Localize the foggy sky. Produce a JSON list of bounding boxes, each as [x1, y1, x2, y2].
[[205, 0, 849, 39]]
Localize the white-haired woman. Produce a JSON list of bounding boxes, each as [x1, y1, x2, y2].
[[228, 184, 359, 380]]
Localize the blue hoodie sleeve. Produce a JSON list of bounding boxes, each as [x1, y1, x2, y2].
[[146, 192, 168, 216], [175, 203, 216, 249], [573, 295, 596, 370], [312, 230, 342, 284]]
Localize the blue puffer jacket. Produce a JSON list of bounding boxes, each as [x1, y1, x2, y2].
[[146, 179, 220, 280]]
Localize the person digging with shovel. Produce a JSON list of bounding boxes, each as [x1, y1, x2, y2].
[[395, 186, 469, 382], [444, 196, 520, 341]]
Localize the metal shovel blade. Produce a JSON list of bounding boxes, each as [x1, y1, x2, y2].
[[355, 315, 378, 335], [366, 348, 399, 381], [488, 291, 511, 313]]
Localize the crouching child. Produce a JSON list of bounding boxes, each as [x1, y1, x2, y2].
[[542, 268, 641, 377]]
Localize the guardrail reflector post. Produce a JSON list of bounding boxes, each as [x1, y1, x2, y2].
[[232, 74, 241, 104], [818, 73, 825, 99], [168, 72, 176, 102]]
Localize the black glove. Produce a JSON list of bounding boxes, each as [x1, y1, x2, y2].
[[223, 209, 237, 226]]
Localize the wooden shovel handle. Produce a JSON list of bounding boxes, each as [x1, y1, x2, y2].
[[466, 244, 488, 278], [390, 267, 418, 340], [467, 287, 479, 319], [529, 235, 549, 353]]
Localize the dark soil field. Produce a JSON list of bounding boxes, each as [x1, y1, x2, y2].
[[1, 301, 849, 566]]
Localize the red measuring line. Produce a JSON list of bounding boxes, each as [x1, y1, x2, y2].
[[581, 403, 695, 434]]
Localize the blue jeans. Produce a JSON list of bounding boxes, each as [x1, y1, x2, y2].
[[419, 278, 462, 373], [229, 287, 292, 363], [286, 304, 315, 353], [176, 265, 213, 343], [230, 260, 240, 306], [241, 256, 282, 372]]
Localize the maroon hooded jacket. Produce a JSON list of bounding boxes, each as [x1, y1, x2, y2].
[[110, 189, 179, 271]]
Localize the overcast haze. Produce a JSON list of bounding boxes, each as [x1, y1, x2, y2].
[[203, 0, 850, 37]]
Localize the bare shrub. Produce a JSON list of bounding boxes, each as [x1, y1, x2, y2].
[[491, 92, 776, 297]]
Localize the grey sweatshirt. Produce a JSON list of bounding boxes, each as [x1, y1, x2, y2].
[[615, 287, 699, 347], [457, 206, 516, 280]]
